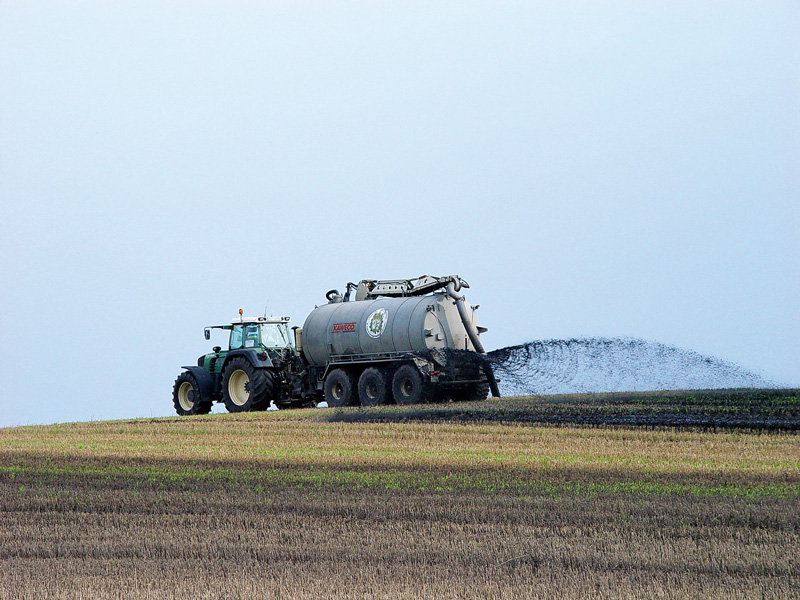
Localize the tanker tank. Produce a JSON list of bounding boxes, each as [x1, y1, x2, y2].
[[301, 292, 482, 368]]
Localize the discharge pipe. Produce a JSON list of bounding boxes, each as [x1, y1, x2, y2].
[[445, 276, 500, 397], [445, 276, 485, 354]]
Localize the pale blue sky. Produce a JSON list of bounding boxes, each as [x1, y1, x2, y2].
[[1, 1, 798, 427]]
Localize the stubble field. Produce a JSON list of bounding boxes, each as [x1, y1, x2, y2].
[[2, 390, 799, 599]]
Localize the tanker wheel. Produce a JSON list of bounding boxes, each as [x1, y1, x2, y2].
[[392, 364, 433, 405], [172, 371, 212, 416], [222, 358, 272, 413], [324, 369, 358, 407], [457, 382, 491, 402], [358, 367, 391, 406]]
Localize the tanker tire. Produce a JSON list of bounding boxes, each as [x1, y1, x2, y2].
[[392, 364, 433, 405], [358, 367, 391, 406], [324, 369, 358, 407], [459, 382, 490, 402], [172, 371, 212, 416], [222, 357, 272, 413]]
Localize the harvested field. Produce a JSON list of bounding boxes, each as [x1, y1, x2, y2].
[[2, 391, 799, 599], [321, 389, 800, 432]]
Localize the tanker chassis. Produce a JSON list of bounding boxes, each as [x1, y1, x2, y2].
[[172, 275, 499, 415]]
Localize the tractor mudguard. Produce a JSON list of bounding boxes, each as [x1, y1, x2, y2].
[[222, 349, 275, 370], [180, 366, 217, 403]]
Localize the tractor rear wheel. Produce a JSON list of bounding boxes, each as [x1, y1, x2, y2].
[[222, 357, 272, 412], [172, 371, 213, 416], [392, 364, 433, 405], [324, 369, 358, 407], [358, 367, 391, 406]]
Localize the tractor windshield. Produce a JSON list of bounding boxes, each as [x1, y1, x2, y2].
[[260, 323, 291, 349]]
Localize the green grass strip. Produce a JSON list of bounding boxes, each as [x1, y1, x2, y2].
[[2, 463, 797, 499]]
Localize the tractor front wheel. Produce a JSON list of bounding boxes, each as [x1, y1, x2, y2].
[[222, 358, 273, 413], [172, 371, 212, 416]]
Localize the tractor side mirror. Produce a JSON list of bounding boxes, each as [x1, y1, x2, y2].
[[204, 329, 210, 340]]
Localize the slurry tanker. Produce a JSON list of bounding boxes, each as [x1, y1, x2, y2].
[[172, 275, 499, 415]]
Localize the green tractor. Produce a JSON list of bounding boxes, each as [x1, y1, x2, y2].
[[172, 314, 313, 416]]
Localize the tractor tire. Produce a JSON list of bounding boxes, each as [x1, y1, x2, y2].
[[358, 367, 391, 406], [222, 357, 273, 413], [324, 369, 358, 407], [172, 371, 213, 416], [392, 364, 433, 405]]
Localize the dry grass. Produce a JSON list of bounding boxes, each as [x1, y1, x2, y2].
[[1, 395, 799, 599]]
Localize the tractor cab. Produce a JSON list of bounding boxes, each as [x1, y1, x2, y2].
[[228, 319, 292, 351], [199, 315, 293, 375], [205, 315, 293, 352]]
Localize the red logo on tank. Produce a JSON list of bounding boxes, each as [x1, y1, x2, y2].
[[332, 322, 356, 333]]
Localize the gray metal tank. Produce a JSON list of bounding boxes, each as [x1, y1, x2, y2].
[[301, 292, 482, 368]]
